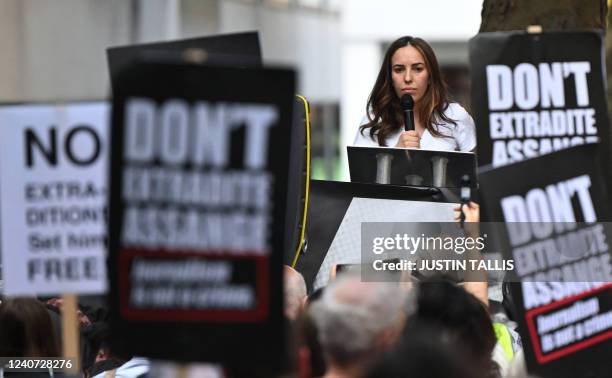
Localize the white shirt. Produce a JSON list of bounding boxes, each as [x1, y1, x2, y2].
[[92, 357, 150, 378], [353, 103, 476, 152]]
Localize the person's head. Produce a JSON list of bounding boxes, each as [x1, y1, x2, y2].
[[361, 36, 455, 145], [225, 318, 300, 378], [0, 297, 59, 357], [284, 265, 307, 320], [310, 273, 406, 374], [389, 39, 432, 103], [380, 36, 446, 106], [365, 321, 483, 378], [411, 281, 499, 378]]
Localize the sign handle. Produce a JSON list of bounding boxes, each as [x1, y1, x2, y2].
[[176, 365, 189, 378], [61, 293, 80, 374]]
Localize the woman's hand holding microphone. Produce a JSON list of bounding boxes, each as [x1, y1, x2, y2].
[[395, 130, 420, 149]]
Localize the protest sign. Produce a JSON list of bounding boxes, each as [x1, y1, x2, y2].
[[479, 144, 612, 378], [470, 31, 610, 173], [107, 61, 295, 368], [107, 31, 262, 91], [0, 102, 109, 295]]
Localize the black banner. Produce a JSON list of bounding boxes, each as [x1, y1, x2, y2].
[[107, 31, 262, 90], [470, 31, 610, 182], [479, 144, 612, 378], [107, 61, 294, 369]]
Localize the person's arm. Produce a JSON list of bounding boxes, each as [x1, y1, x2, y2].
[[463, 281, 488, 308], [454, 202, 489, 307]]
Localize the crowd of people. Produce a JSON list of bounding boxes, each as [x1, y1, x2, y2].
[[0, 264, 534, 378], [0, 295, 148, 377], [279, 254, 535, 378], [0, 200, 533, 377]]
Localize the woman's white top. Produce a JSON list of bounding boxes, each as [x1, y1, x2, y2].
[[352, 103, 476, 152]]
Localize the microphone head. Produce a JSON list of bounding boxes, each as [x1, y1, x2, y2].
[[401, 94, 414, 111]]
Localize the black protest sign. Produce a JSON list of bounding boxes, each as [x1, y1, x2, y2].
[[469, 31, 610, 172], [479, 145, 612, 378], [107, 31, 262, 91], [107, 62, 295, 368]]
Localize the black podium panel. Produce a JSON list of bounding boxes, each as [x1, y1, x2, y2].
[[348, 146, 477, 188], [295, 180, 459, 291]]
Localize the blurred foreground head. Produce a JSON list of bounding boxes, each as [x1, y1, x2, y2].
[[284, 265, 307, 320], [412, 281, 499, 378], [310, 272, 406, 377], [365, 321, 482, 378], [0, 297, 59, 357]]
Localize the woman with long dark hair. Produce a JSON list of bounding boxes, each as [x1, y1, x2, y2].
[[0, 297, 60, 358], [354, 36, 476, 151]]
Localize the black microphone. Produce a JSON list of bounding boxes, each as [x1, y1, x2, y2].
[[401, 94, 414, 131]]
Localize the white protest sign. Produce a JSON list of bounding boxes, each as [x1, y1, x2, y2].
[[0, 102, 109, 295]]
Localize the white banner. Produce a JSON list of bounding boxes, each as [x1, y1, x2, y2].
[[0, 102, 109, 295]]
